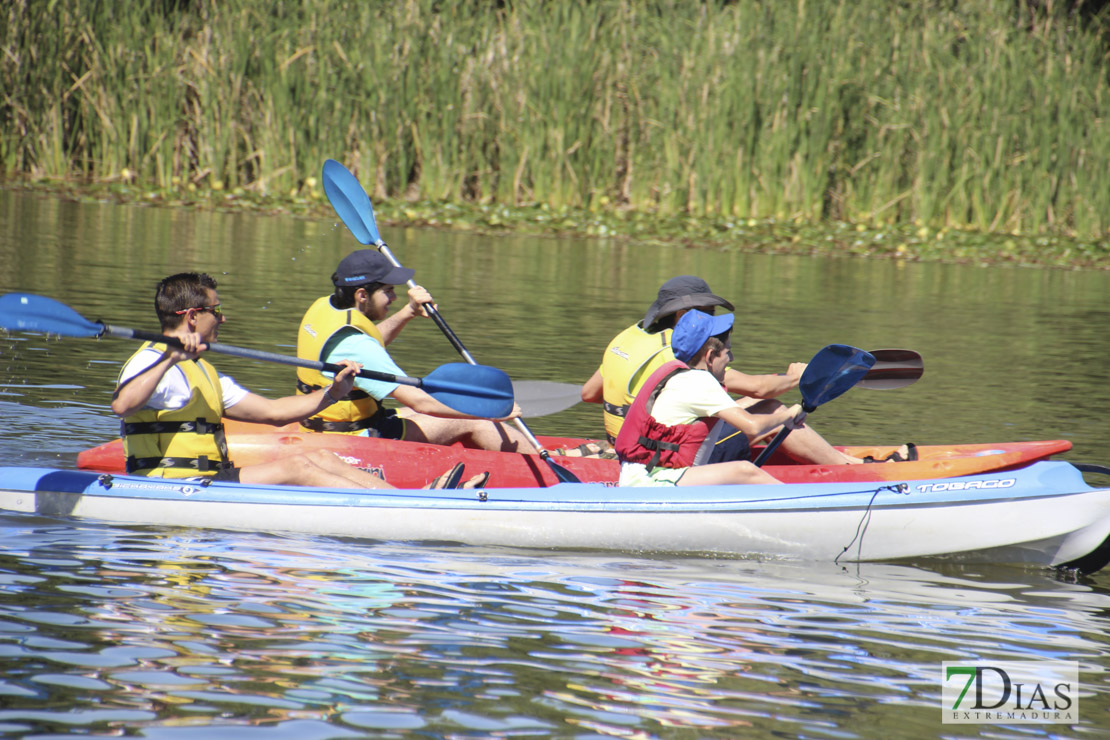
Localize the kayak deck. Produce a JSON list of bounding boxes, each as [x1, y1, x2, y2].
[[75, 420, 1072, 489]]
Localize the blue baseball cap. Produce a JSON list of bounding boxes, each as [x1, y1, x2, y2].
[[671, 311, 735, 363], [333, 249, 414, 287]]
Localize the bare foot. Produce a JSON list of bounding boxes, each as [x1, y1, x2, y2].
[[461, 472, 490, 489]]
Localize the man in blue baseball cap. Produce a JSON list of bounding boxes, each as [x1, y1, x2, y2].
[[295, 249, 527, 459], [614, 310, 803, 487]]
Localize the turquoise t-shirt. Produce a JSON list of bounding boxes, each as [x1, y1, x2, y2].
[[321, 327, 406, 401]]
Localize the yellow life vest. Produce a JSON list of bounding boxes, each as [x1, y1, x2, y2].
[[121, 342, 230, 478], [297, 295, 385, 434], [600, 323, 675, 440]]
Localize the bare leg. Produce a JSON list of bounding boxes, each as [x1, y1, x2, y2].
[[678, 460, 783, 486], [741, 399, 862, 465], [399, 410, 536, 453], [239, 450, 394, 489]]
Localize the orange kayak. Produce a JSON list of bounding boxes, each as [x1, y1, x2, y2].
[[75, 420, 1072, 489]]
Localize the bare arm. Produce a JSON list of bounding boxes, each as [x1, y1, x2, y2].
[[224, 360, 361, 425], [722, 363, 806, 399], [377, 285, 435, 345], [111, 348, 191, 418], [581, 368, 604, 403], [390, 384, 522, 421], [714, 401, 802, 442]]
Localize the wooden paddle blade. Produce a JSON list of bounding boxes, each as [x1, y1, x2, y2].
[[511, 380, 583, 418], [799, 344, 876, 410], [421, 363, 515, 419], [322, 159, 381, 245], [856, 348, 924, 390], [0, 293, 104, 338]]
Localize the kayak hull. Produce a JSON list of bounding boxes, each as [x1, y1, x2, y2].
[[75, 421, 1073, 488], [4, 461, 1109, 572]]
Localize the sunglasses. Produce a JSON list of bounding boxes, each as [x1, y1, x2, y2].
[[174, 304, 223, 316]]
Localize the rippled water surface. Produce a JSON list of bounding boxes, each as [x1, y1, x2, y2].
[[2, 190, 1110, 737], [2, 518, 1110, 738]]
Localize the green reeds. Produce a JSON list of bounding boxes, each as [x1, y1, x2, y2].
[[2, 0, 1107, 238]]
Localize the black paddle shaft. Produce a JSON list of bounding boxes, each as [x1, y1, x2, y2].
[[374, 243, 581, 483], [113, 326, 425, 388]]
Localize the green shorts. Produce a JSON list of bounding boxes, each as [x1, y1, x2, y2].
[[618, 462, 687, 487]]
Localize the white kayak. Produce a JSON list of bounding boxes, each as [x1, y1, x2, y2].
[[1, 461, 1109, 573]]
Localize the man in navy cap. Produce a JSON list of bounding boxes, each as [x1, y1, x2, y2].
[[296, 249, 526, 457], [583, 275, 865, 466], [614, 310, 799, 486]]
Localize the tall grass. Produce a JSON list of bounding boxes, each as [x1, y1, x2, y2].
[[2, 0, 1108, 238]]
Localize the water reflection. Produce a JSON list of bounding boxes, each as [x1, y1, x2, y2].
[[1, 513, 1109, 737]]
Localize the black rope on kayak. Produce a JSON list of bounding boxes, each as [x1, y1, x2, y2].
[[835, 483, 910, 566]]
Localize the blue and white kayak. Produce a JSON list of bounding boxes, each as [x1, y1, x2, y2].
[[1, 461, 1109, 573]]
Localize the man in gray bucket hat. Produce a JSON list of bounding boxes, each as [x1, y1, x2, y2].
[[582, 275, 866, 466]]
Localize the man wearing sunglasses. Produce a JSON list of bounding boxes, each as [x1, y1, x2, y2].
[[111, 272, 483, 489]]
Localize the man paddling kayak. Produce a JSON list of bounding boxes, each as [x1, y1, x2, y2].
[[296, 250, 583, 455], [616, 310, 800, 486], [112, 273, 484, 490], [582, 275, 906, 465]]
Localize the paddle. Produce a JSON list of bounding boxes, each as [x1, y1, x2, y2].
[[753, 344, 876, 467], [322, 159, 582, 484], [856, 349, 923, 390], [0, 293, 515, 419], [506, 350, 921, 418], [511, 380, 586, 418]]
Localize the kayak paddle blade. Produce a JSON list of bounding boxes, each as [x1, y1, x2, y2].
[[799, 344, 876, 410], [755, 344, 874, 468], [322, 159, 381, 246], [855, 348, 924, 390], [541, 452, 582, 484], [421, 362, 515, 419], [511, 380, 583, 418], [0, 293, 104, 338]]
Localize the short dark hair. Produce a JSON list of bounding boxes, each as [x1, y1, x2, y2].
[[155, 273, 218, 329], [692, 333, 730, 365], [331, 277, 387, 309]]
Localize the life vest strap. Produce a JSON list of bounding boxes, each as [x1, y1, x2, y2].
[[602, 401, 627, 418], [299, 405, 395, 434], [126, 455, 234, 474], [122, 419, 224, 436], [637, 435, 680, 473], [296, 378, 370, 401]]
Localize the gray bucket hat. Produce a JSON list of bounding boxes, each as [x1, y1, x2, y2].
[[642, 276, 735, 330]]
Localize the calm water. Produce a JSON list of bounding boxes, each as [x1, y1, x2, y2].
[[2, 189, 1110, 737]]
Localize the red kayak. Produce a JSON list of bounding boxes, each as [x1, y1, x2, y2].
[[76, 420, 1072, 489]]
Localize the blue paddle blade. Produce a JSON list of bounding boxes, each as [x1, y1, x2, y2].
[[421, 362, 515, 419], [322, 159, 382, 245], [799, 344, 876, 410], [0, 293, 103, 338]]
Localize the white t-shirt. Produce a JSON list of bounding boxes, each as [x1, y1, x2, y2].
[[618, 368, 735, 486], [649, 369, 736, 424], [118, 348, 250, 411]]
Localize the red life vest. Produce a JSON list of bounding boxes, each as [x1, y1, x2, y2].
[[615, 360, 716, 472]]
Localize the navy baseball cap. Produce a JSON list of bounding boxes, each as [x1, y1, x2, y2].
[[671, 310, 735, 363], [333, 250, 414, 287]]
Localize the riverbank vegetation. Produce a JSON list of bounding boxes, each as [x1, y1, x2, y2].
[[3, 0, 1108, 266]]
